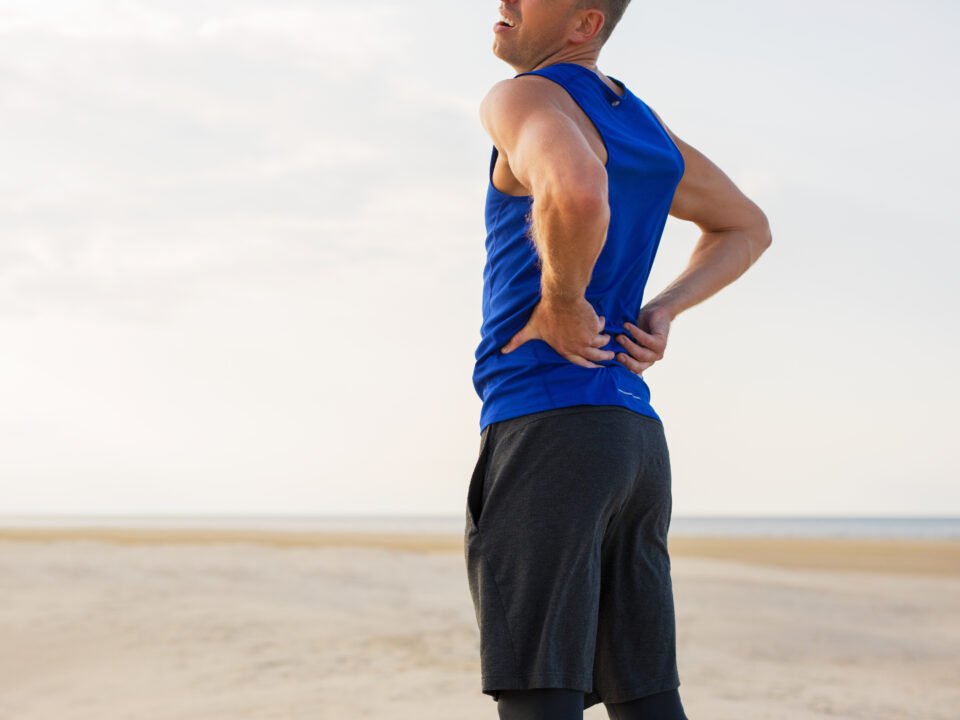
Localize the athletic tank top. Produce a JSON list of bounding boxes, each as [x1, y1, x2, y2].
[[472, 62, 685, 432]]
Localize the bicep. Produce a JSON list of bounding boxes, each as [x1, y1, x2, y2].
[[649, 109, 766, 232], [480, 79, 607, 200]]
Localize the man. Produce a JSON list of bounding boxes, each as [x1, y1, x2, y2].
[[464, 1, 772, 718]]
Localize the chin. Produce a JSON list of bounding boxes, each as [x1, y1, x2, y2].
[[492, 45, 519, 65], [491, 48, 512, 67]]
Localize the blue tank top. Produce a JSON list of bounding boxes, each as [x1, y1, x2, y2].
[[472, 62, 685, 432]]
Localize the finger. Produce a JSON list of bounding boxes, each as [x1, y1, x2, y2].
[[624, 321, 662, 346], [625, 322, 666, 353], [501, 325, 531, 354], [623, 322, 667, 343], [596, 315, 605, 331], [566, 352, 603, 369], [616, 351, 643, 374], [584, 345, 616, 362], [500, 322, 540, 353], [617, 333, 661, 362], [616, 352, 655, 376], [590, 333, 611, 348]]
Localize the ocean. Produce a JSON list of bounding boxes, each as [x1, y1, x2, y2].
[[1, 515, 959, 539]]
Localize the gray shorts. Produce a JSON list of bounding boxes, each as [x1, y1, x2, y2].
[[463, 404, 681, 710]]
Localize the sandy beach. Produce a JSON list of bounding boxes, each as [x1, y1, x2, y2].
[[0, 529, 957, 719]]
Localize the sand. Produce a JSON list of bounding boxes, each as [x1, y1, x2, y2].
[[0, 530, 957, 719]]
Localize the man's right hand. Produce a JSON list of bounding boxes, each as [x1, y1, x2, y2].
[[500, 295, 615, 369]]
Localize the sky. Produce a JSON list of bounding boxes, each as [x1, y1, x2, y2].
[[1, 0, 957, 517]]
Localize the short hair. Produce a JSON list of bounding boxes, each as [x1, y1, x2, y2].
[[576, 0, 631, 45]]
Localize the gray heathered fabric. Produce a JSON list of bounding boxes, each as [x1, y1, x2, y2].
[[463, 404, 681, 710]]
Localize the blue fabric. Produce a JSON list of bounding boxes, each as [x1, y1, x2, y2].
[[473, 62, 685, 433]]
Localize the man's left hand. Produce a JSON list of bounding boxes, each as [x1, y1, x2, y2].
[[615, 304, 671, 376]]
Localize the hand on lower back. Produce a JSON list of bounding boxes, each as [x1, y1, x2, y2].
[[615, 304, 671, 376], [500, 295, 615, 369]]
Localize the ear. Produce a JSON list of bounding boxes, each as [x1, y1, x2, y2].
[[571, 6, 606, 44]]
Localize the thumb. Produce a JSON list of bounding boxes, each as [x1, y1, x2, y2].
[[501, 324, 531, 354]]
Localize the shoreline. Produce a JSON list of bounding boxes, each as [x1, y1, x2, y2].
[[1, 527, 958, 577]]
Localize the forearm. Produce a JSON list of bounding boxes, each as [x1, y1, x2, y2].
[[529, 190, 610, 302], [647, 219, 772, 320]]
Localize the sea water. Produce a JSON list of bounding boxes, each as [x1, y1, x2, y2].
[[1, 514, 959, 539]]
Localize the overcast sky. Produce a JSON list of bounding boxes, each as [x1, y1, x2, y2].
[[1, 0, 957, 517]]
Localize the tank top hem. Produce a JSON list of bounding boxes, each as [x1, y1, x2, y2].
[[479, 392, 662, 433]]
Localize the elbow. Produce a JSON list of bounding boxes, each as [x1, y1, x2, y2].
[[758, 210, 773, 248], [572, 187, 609, 218], [729, 209, 773, 267], [751, 209, 773, 256]]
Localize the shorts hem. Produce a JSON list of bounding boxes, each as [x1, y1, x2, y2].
[[481, 671, 682, 709], [481, 671, 593, 699], [584, 672, 682, 709]]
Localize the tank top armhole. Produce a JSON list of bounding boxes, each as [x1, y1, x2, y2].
[[489, 145, 533, 199], [635, 97, 685, 177]]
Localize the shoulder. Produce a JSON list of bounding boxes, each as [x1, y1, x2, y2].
[[481, 75, 565, 104], [479, 76, 568, 135]]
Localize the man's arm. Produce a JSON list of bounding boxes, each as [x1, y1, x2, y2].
[[647, 109, 773, 321], [480, 77, 609, 302], [614, 110, 773, 376], [482, 77, 616, 367]]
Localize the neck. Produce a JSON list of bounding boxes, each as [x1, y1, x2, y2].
[[522, 44, 601, 74]]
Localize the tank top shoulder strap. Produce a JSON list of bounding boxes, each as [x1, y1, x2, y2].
[[513, 62, 624, 115]]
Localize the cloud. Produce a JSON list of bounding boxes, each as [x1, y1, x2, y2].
[[0, 2, 407, 66]]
